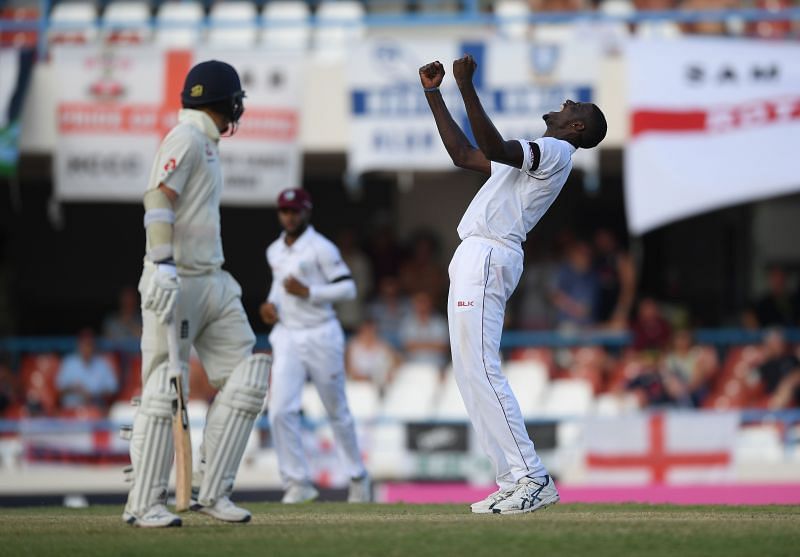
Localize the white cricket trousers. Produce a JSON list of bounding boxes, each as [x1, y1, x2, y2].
[[268, 319, 366, 487], [448, 237, 546, 490], [139, 265, 256, 386]]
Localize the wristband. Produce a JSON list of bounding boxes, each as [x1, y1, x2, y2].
[[423, 86, 440, 93]]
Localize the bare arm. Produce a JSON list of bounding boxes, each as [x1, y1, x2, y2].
[[452, 55, 523, 169], [419, 61, 489, 175]]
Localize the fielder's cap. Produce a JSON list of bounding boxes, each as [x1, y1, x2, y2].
[[277, 188, 312, 211]]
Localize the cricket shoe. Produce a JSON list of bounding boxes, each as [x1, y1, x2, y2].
[[470, 486, 516, 514], [347, 475, 371, 503], [281, 482, 319, 504], [191, 496, 251, 523], [491, 475, 560, 515], [122, 504, 182, 528]]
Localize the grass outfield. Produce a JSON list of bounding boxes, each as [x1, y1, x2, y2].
[[1, 503, 799, 557]]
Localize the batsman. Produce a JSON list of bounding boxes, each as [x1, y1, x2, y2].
[[123, 60, 271, 528]]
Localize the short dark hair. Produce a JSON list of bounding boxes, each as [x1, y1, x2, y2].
[[579, 104, 607, 149]]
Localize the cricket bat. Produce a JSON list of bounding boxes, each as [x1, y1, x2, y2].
[[167, 320, 192, 512]]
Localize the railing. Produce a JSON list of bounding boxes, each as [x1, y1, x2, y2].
[[2, 327, 799, 356]]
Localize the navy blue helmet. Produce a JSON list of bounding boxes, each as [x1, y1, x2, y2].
[[181, 60, 245, 125]]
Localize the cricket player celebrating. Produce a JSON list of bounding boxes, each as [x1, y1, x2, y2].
[[124, 60, 271, 527], [260, 188, 370, 504], [419, 56, 606, 514]]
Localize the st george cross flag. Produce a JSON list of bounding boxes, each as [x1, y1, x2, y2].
[[624, 38, 800, 235], [584, 411, 738, 485]]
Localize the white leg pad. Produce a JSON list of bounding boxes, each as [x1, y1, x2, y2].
[[125, 362, 176, 517], [196, 354, 271, 506]]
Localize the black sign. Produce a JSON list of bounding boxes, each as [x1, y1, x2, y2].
[[525, 422, 557, 450], [406, 423, 469, 453]]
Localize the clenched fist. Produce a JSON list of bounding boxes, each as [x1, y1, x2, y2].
[[259, 302, 279, 325], [453, 55, 477, 88], [419, 61, 445, 90]]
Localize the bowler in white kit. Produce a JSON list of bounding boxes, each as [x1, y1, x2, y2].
[[260, 188, 370, 504], [420, 56, 607, 514]]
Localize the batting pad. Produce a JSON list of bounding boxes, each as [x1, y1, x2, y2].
[[196, 354, 271, 506], [125, 362, 176, 517]]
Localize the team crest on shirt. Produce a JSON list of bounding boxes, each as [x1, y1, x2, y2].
[[159, 158, 177, 179]]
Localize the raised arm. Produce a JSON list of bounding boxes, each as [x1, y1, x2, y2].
[[452, 55, 523, 169], [419, 61, 489, 175]]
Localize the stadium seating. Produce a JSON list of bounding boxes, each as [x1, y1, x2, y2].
[[504, 359, 549, 419], [313, 0, 365, 59], [154, 0, 204, 47], [261, 0, 311, 51], [344, 380, 381, 421], [48, 1, 98, 44], [0, 7, 39, 47], [434, 366, 469, 421], [494, 0, 529, 41], [207, 0, 258, 48], [101, 1, 152, 44], [381, 362, 439, 420], [540, 378, 594, 417]]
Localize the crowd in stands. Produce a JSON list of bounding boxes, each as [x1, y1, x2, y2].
[[1, 223, 798, 421]]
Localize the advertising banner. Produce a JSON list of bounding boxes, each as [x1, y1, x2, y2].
[[625, 38, 800, 234], [348, 38, 601, 176], [53, 46, 302, 205]]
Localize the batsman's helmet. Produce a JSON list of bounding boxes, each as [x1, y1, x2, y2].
[[181, 60, 245, 124]]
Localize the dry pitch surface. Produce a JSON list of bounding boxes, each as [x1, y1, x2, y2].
[[1, 503, 798, 557]]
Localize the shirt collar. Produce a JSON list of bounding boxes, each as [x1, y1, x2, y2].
[[178, 109, 221, 142], [280, 224, 315, 251]]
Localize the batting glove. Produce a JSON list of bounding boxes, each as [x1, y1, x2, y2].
[[144, 262, 180, 324]]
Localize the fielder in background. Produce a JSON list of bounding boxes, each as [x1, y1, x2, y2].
[[260, 188, 370, 504], [125, 60, 271, 527], [419, 56, 607, 515]]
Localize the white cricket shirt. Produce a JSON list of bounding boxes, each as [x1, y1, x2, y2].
[[145, 109, 224, 275], [266, 226, 353, 329], [457, 137, 576, 251]]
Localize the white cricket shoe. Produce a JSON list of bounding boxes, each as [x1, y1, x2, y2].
[[192, 496, 251, 523], [491, 475, 560, 515], [281, 482, 319, 504], [122, 504, 182, 528], [347, 475, 371, 503], [470, 486, 516, 514]]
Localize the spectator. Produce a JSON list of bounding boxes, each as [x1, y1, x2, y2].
[[663, 329, 716, 406], [368, 276, 411, 349], [551, 241, 599, 330], [623, 353, 676, 408], [398, 230, 447, 304], [757, 329, 800, 409], [102, 286, 142, 341], [513, 243, 557, 330], [592, 228, 636, 330], [753, 266, 796, 328], [366, 218, 405, 286], [399, 291, 449, 370], [334, 228, 373, 334], [0, 352, 17, 416], [345, 318, 401, 398], [56, 328, 119, 412], [746, 0, 793, 39], [101, 285, 142, 400], [680, 0, 742, 36], [631, 297, 673, 352]]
